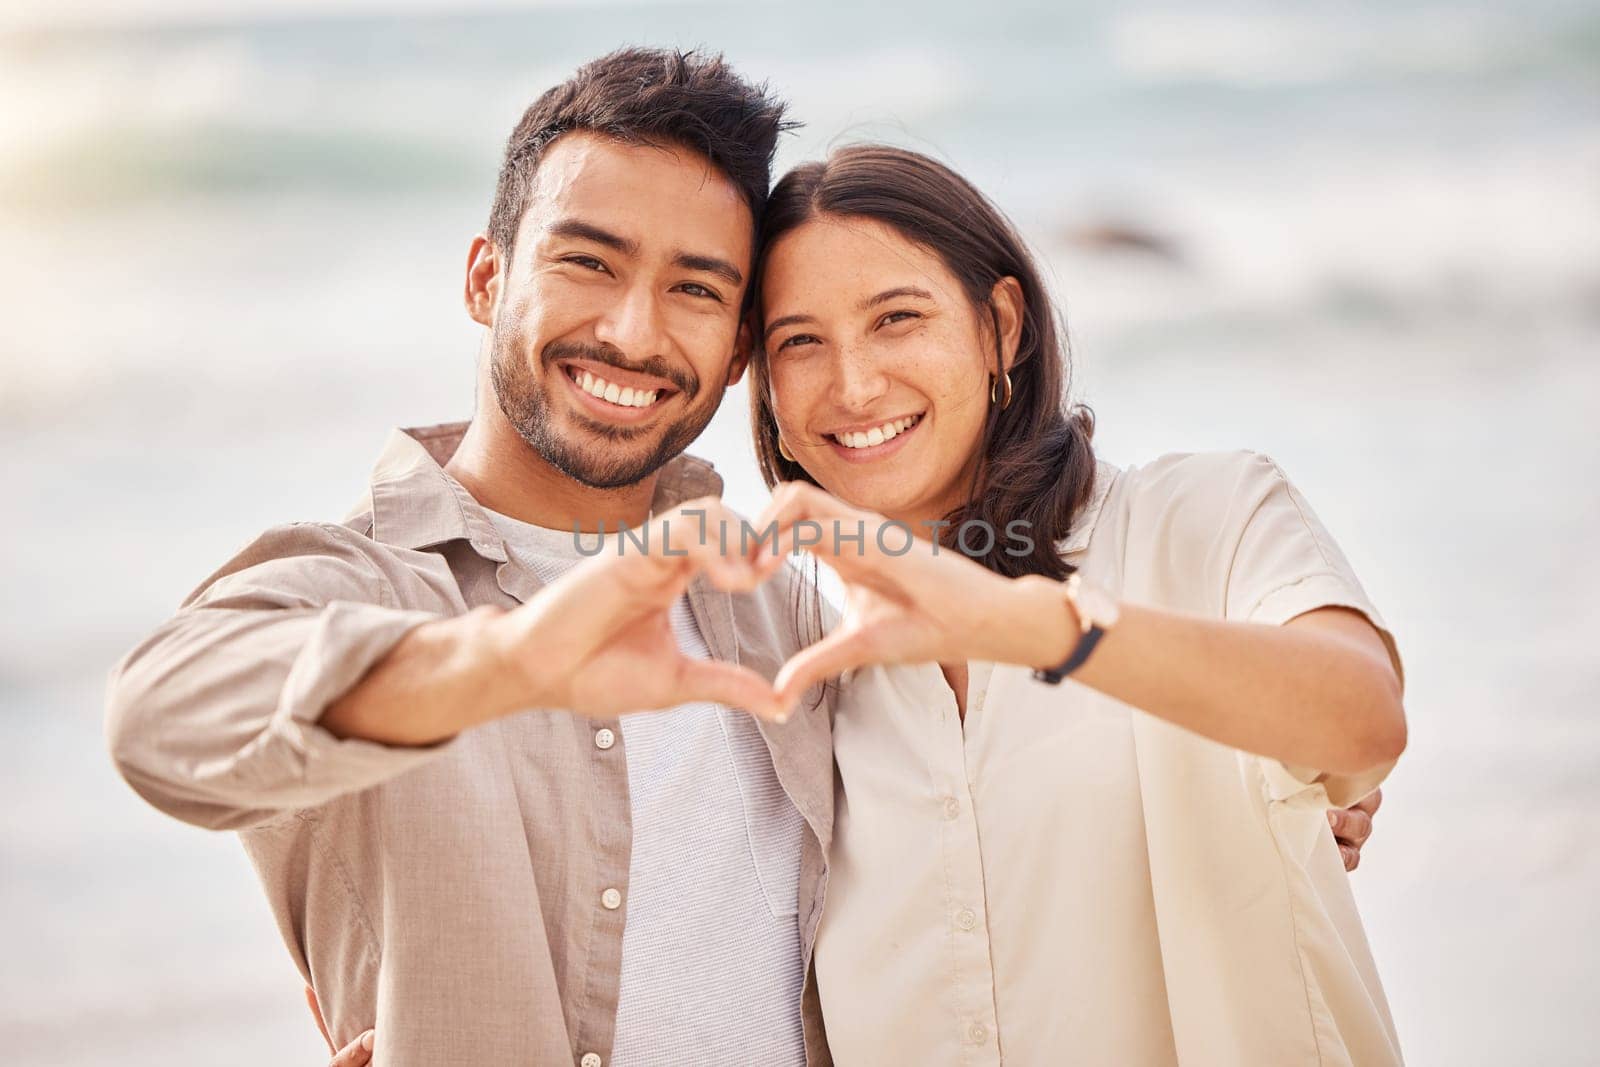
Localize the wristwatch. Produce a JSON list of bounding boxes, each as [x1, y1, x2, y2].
[[1031, 572, 1120, 684]]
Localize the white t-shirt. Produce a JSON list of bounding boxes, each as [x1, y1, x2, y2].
[[486, 509, 806, 1067]]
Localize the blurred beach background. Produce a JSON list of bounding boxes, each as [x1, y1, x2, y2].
[[2, 0, 1596, 1063]]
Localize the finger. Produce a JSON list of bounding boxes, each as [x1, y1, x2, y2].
[[1327, 808, 1373, 847], [658, 500, 771, 591], [305, 985, 334, 1056], [329, 1030, 374, 1067], [1352, 787, 1383, 817], [752, 482, 864, 550], [667, 658, 787, 722], [773, 631, 875, 708], [1340, 845, 1360, 872]]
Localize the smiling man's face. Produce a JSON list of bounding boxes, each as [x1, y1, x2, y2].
[[477, 130, 754, 489]]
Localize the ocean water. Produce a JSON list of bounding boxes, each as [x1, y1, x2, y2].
[[2, 2, 1597, 1063]]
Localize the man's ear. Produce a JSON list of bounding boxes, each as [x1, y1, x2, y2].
[[990, 276, 1025, 373], [726, 319, 754, 387], [464, 234, 501, 327]]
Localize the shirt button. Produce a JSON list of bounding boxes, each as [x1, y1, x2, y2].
[[942, 796, 961, 820], [955, 907, 978, 931], [968, 1021, 988, 1044], [600, 887, 622, 910], [594, 728, 616, 750], [580, 1054, 602, 1067]]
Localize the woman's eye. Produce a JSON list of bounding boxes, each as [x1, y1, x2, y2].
[[775, 334, 819, 352], [878, 310, 920, 328]]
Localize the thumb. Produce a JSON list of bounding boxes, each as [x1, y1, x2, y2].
[[667, 658, 787, 722], [774, 630, 874, 709]]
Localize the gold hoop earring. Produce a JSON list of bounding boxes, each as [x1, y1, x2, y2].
[[777, 436, 796, 463], [991, 371, 1013, 409]]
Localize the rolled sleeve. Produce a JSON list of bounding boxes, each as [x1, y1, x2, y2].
[[107, 524, 458, 830], [1220, 454, 1404, 807]]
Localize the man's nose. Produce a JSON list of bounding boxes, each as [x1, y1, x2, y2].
[[593, 281, 668, 359]]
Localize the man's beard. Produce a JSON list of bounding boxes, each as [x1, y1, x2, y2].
[[490, 330, 716, 490]]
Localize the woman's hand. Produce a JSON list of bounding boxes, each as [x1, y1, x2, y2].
[[752, 482, 1044, 707], [1331, 789, 1382, 871]]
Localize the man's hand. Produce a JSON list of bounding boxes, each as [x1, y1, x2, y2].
[[327, 1030, 374, 1067], [322, 498, 794, 745], [493, 497, 793, 722], [307, 985, 373, 1066], [1329, 788, 1382, 871]]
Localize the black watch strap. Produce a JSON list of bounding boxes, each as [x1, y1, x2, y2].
[[1031, 625, 1106, 685]]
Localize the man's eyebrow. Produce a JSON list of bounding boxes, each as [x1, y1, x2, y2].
[[546, 218, 638, 255], [674, 252, 744, 287], [859, 285, 934, 310], [763, 313, 816, 341]]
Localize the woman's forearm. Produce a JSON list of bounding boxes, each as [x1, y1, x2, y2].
[[1000, 578, 1406, 775]]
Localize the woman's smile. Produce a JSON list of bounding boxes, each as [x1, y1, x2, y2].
[[821, 412, 924, 463]]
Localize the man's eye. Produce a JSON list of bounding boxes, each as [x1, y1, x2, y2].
[[563, 255, 609, 273], [676, 282, 724, 303]]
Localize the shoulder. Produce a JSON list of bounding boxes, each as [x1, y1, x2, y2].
[[179, 520, 426, 612], [1091, 449, 1308, 581], [1126, 448, 1285, 498], [1116, 449, 1293, 529]]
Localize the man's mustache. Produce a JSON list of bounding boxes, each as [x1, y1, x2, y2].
[[543, 341, 699, 399]]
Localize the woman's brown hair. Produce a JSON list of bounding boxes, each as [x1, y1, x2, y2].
[[748, 143, 1098, 580]]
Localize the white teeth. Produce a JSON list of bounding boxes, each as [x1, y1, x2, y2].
[[834, 414, 920, 449], [571, 366, 665, 409]]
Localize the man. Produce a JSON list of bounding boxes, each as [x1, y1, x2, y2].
[[107, 48, 831, 1067]]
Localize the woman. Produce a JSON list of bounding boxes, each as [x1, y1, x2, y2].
[[744, 144, 1406, 1065]]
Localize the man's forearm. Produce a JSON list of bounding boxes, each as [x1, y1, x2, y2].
[[320, 605, 543, 747], [107, 599, 453, 830]]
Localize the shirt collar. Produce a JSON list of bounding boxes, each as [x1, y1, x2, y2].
[[1056, 458, 1122, 557], [359, 420, 725, 559]]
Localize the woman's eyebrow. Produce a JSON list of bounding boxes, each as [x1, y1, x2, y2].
[[763, 313, 815, 340], [859, 285, 933, 310], [764, 285, 935, 340]]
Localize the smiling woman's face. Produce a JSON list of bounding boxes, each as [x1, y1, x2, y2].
[[760, 214, 1003, 527]]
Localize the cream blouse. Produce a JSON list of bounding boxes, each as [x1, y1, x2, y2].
[[815, 450, 1404, 1066]]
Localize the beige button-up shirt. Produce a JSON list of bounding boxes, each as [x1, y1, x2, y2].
[[816, 450, 1404, 1066], [106, 422, 836, 1067]]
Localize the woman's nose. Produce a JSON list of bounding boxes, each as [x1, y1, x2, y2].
[[830, 344, 889, 410]]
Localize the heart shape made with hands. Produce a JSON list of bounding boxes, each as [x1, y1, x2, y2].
[[531, 484, 1036, 725]]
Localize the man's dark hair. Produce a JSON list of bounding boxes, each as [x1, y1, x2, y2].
[[488, 47, 795, 255]]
